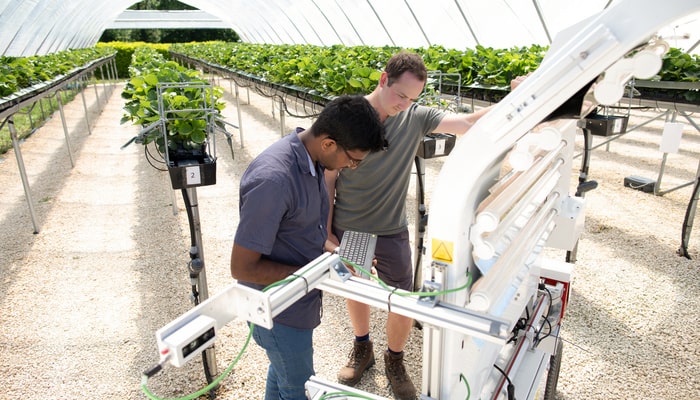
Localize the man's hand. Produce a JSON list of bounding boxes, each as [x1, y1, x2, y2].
[[511, 73, 532, 90], [324, 235, 340, 253]]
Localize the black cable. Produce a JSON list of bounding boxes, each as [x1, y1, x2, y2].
[[576, 127, 593, 197], [201, 350, 217, 399], [414, 156, 426, 205], [507, 315, 529, 345], [493, 364, 516, 400], [412, 156, 428, 331], [224, 71, 326, 119], [538, 318, 553, 344], [291, 273, 310, 294], [507, 302, 531, 344], [143, 144, 167, 171], [387, 287, 399, 313], [679, 174, 700, 259], [413, 156, 427, 278], [181, 189, 198, 248], [568, 123, 597, 263], [535, 287, 554, 343]]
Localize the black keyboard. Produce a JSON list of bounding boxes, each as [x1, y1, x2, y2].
[[339, 231, 377, 279]]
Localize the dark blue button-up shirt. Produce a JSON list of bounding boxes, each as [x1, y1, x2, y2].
[[234, 128, 328, 329]]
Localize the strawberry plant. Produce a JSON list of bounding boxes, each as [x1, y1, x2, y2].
[[121, 46, 225, 160], [169, 41, 697, 105], [0, 47, 115, 98]]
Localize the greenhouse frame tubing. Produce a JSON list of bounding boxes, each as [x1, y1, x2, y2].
[[0, 55, 117, 233]]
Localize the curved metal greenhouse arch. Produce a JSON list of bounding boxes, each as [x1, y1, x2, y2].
[[1, 0, 699, 57]]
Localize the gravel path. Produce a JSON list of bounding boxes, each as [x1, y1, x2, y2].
[[0, 80, 698, 400]]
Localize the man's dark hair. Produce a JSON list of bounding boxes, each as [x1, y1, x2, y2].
[[312, 95, 386, 152], [385, 51, 428, 85]]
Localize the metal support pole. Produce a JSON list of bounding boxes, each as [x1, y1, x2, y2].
[[92, 71, 101, 105], [100, 64, 108, 100], [55, 91, 75, 168], [27, 103, 35, 130], [80, 81, 92, 135], [39, 97, 46, 121], [654, 111, 678, 194], [656, 153, 669, 194], [111, 58, 119, 84], [279, 99, 286, 137], [184, 186, 218, 378], [8, 117, 40, 233], [234, 81, 244, 147], [682, 111, 700, 133]]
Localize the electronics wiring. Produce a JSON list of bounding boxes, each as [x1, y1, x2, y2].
[[459, 373, 472, 400], [492, 363, 516, 400], [140, 269, 306, 400], [140, 323, 253, 400], [534, 286, 554, 344], [140, 256, 473, 399], [340, 258, 473, 299]]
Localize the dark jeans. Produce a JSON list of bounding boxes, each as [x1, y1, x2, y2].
[[252, 322, 315, 400]]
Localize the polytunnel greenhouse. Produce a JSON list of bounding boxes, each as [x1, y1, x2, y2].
[[1, 1, 700, 400]]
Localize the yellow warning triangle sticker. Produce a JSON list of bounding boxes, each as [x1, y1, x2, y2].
[[431, 239, 454, 263]]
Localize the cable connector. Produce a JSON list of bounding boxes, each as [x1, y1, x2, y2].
[[142, 363, 163, 379], [507, 382, 515, 400], [142, 351, 171, 379]]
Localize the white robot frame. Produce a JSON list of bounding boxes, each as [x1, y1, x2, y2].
[[150, 1, 700, 399]]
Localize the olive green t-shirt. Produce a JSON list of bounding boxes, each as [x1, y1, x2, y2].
[[332, 103, 444, 235]]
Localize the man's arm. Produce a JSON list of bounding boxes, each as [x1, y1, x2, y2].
[[230, 243, 299, 286], [323, 169, 340, 252], [433, 75, 526, 135], [433, 105, 494, 135]]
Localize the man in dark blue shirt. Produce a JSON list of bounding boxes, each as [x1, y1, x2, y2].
[[231, 94, 385, 400]]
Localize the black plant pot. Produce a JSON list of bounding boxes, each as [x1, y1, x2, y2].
[[166, 144, 217, 189]]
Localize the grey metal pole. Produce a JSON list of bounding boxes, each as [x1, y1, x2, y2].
[[92, 71, 101, 105], [80, 80, 92, 135], [8, 117, 40, 233], [655, 111, 678, 195], [279, 99, 285, 137], [185, 186, 218, 377], [234, 81, 244, 147], [55, 91, 75, 168]]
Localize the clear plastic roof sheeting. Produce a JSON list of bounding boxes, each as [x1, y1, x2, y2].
[[1, 0, 699, 57]]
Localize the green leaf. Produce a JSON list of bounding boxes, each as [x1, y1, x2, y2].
[[348, 78, 363, 88], [144, 73, 158, 87], [191, 129, 207, 144]]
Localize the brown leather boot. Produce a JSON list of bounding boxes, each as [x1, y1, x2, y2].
[[384, 350, 417, 399], [337, 340, 375, 386]]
